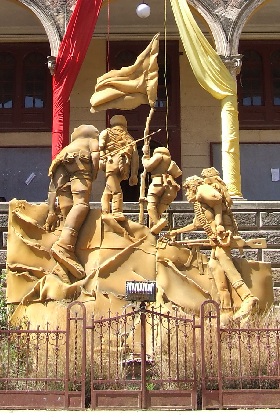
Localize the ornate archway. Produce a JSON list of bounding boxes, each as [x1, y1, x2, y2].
[[188, 0, 270, 56], [17, 0, 70, 56]]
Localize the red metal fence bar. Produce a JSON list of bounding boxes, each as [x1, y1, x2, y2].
[[66, 301, 87, 409], [200, 300, 280, 409]]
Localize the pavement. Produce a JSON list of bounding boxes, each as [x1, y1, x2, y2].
[[2, 410, 280, 419]]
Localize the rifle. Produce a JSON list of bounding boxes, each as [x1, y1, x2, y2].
[[138, 108, 156, 224], [138, 144, 149, 225], [101, 129, 161, 160], [165, 236, 267, 249]]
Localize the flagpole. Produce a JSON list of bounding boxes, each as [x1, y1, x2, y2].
[[139, 107, 155, 224]]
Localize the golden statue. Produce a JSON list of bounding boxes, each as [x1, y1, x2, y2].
[[142, 145, 182, 234], [168, 172, 259, 323], [99, 115, 139, 221], [5, 32, 273, 329], [44, 124, 100, 280]]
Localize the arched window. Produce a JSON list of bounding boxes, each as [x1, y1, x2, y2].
[[0, 44, 52, 132], [0, 52, 15, 109], [240, 50, 263, 106], [23, 52, 46, 109], [238, 41, 280, 128], [271, 50, 280, 106]]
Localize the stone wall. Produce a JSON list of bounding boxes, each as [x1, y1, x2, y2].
[[1, 200, 280, 305]]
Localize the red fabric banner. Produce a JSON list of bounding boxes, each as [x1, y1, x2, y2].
[[52, 0, 103, 159]]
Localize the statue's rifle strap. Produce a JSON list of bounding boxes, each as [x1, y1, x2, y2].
[[102, 129, 161, 160]]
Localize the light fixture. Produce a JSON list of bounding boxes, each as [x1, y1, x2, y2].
[[136, 2, 151, 18], [47, 56, 56, 75]]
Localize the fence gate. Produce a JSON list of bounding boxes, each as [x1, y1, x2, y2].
[[0, 304, 86, 410], [86, 303, 198, 410], [200, 300, 280, 410], [3, 300, 280, 410]]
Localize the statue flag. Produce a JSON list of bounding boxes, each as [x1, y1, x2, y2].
[[90, 33, 159, 113]]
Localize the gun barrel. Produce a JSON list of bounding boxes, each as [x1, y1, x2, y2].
[[171, 237, 267, 249]]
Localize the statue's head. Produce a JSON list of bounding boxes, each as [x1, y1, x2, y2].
[[183, 175, 204, 202], [110, 115, 127, 128]]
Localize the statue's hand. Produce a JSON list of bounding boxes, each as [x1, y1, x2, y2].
[[216, 224, 225, 235], [44, 212, 60, 232], [217, 230, 232, 247], [162, 230, 177, 241], [142, 144, 150, 156], [129, 175, 138, 186], [99, 159, 106, 171]]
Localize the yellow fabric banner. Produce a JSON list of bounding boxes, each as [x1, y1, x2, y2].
[[170, 0, 242, 197]]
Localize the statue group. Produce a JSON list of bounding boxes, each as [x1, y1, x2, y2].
[[6, 119, 272, 326], [5, 35, 273, 328]]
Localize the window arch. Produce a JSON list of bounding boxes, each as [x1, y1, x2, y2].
[[240, 50, 263, 106], [238, 41, 280, 129], [0, 44, 52, 132], [0, 52, 15, 109], [271, 50, 280, 106], [23, 52, 46, 109]]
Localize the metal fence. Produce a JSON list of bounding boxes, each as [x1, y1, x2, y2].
[[201, 301, 280, 409], [1, 300, 280, 410]]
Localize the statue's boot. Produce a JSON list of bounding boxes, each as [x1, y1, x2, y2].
[[147, 201, 168, 234], [112, 193, 126, 221], [232, 282, 259, 321], [51, 227, 85, 280], [51, 262, 71, 284]]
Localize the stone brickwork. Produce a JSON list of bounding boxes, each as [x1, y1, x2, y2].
[[1, 200, 280, 304]]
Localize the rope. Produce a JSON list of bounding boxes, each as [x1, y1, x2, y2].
[[106, 0, 110, 71], [164, 0, 169, 148]]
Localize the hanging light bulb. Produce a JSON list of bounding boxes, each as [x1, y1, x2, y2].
[[136, 2, 151, 18]]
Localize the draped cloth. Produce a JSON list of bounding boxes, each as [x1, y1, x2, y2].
[[170, 0, 242, 197], [52, 0, 103, 159], [90, 33, 160, 112]]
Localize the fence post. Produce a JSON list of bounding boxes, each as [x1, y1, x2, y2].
[[66, 301, 87, 409], [200, 300, 222, 409], [140, 302, 147, 409]]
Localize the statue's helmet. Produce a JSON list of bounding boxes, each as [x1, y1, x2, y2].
[[183, 175, 204, 191], [110, 115, 127, 127], [71, 124, 99, 142], [201, 167, 220, 178], [153, 147, 170, 156]]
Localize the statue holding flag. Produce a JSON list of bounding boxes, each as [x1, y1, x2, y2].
[[98, 115, 139, 221], [90, 33, 161, 223]]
